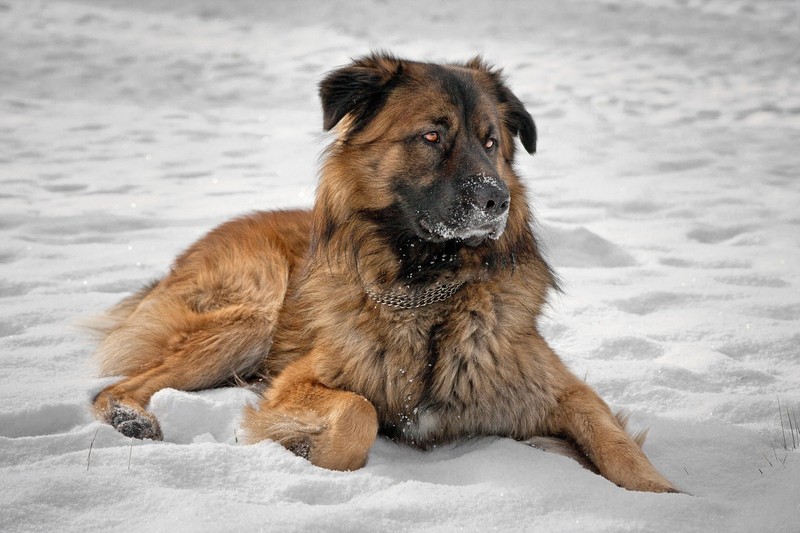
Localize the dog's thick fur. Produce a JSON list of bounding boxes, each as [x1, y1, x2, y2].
[[90, 53, 678, 492]]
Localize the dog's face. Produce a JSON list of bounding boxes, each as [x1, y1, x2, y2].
[[319, 54, 536, 248]]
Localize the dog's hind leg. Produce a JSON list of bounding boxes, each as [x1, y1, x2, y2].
[[88, 210, 309, 439], [241, 355, 379, 471], [92, 303, 275, 440]]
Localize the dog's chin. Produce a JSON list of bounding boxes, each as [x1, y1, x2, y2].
[[417, 218, 506, 247], [462, 234, 490, 247]]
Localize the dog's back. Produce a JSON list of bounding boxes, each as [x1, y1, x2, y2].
[[89, 209, 311, 438]]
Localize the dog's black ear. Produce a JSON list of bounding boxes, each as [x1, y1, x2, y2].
[[499, 88, 537, 154], [319, 52, 404, 133], [464, 57, 537, 155]]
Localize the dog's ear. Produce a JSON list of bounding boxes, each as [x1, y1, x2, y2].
[[319, 52, 404, 134], [498, 87, 537, 154], [464, 56, 537, 155]]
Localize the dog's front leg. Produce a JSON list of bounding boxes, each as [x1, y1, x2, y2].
[[241, 354, 378, 471], [549, 377, 680, 493]]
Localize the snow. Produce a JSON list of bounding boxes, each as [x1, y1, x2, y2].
[[1, 0, 799, 531]]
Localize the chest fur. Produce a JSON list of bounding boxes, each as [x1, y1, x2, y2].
[[315, 285, 538, 446]]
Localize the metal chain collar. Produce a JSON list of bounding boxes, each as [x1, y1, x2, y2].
[[364, 280, 465, 309]]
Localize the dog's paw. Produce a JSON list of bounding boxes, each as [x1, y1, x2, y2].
[[107, 403, 163, 441], [284, 437, 313, 460]]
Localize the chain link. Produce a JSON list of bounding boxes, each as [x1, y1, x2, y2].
[[364, 281, 465, 309]]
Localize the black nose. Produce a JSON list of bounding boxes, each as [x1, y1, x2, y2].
[[473, 178, 510, 218]]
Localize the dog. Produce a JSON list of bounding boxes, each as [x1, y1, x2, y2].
[[89, 53, 678, 493]]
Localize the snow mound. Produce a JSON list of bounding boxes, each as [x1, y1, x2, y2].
[[149, 387, 257, 444], [541, 225, 637, 268]]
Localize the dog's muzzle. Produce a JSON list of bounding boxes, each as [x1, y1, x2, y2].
[[418, 175, 510, 244], [461, 174, 510, 243]]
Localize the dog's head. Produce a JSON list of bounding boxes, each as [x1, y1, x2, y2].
[[319, 52, 536, 248]]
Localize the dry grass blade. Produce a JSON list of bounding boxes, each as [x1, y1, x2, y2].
[[86, 428, 99, 472], [778, 396, 787, 449], [128, 437, 133, 470], [760, 450, 773, 468]]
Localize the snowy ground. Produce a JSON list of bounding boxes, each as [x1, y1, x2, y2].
[[1, 0, 799, 531]]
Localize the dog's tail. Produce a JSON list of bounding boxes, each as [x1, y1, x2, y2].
[[79, 280, 160, 341]]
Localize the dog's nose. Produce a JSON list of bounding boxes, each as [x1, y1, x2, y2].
[[473, 178, 510, 218]]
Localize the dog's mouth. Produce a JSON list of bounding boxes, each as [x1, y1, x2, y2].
[[417, 214, 508, 246]]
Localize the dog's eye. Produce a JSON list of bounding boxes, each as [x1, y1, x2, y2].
[[422, 131, 440, 144], [484, 138, 497, 150]]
